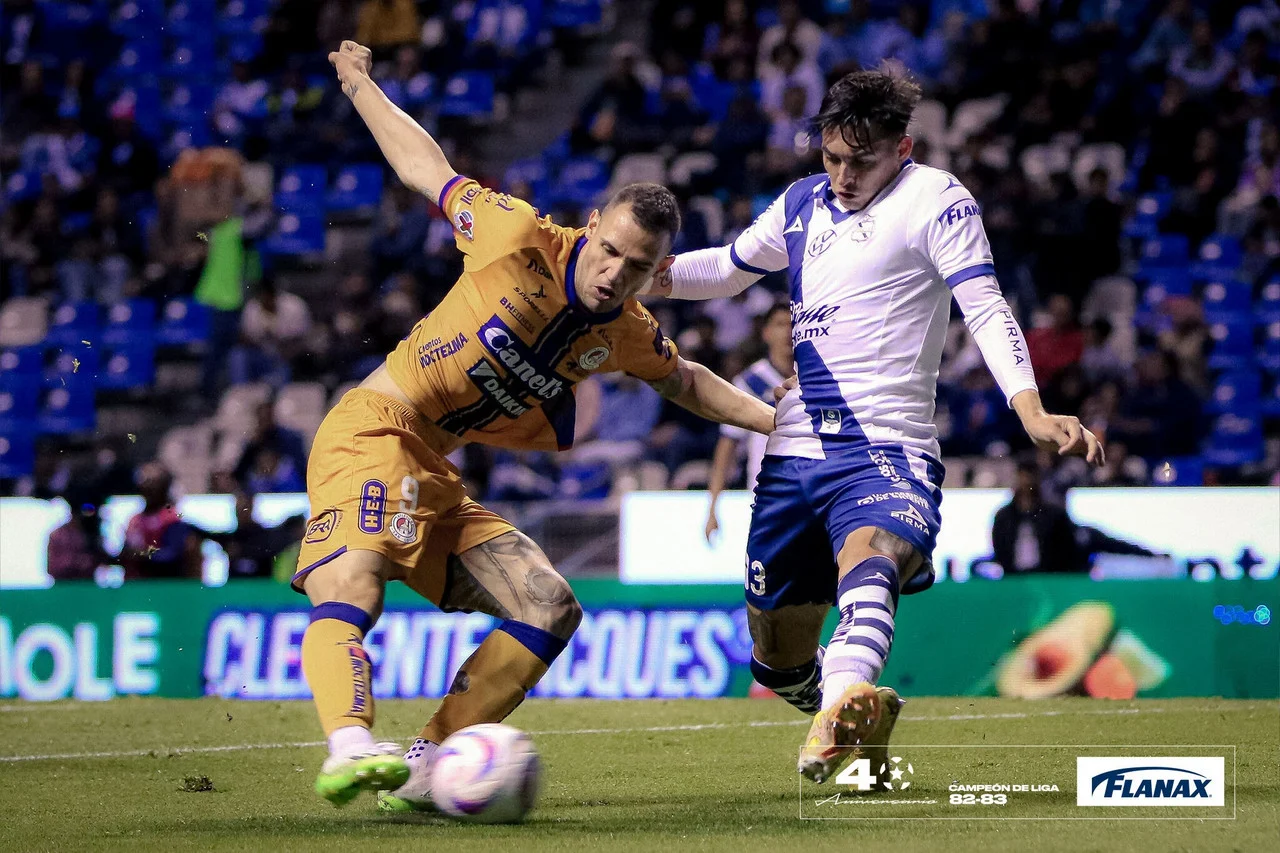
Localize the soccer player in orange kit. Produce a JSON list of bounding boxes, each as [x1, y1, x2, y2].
[[298, 41, 777, 811]]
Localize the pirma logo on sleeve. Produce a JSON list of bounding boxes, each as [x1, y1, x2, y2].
[[1076, 757, 1225, 806]]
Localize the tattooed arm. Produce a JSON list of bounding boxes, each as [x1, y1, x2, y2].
[[327, 40, 457, 203]]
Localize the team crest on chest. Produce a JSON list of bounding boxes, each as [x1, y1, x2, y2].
[[851, 215, 875, 243], [808, 228, 837, 257], [578, 346, 610, 370]]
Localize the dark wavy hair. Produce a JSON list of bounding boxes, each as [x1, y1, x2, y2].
[[812, 69, 923, 150]]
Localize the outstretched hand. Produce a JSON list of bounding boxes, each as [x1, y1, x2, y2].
[[328, 40, 373, 99], [1022, 412, 1105, 466]]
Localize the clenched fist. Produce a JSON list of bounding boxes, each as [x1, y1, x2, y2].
[[328, 40, 373, 99]]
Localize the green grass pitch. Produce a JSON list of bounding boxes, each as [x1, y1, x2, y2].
[[1, 697, 1275, 852]]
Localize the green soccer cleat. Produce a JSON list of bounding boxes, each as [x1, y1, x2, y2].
[[314, 743, 411, 808], [377, 767, 437, 813]]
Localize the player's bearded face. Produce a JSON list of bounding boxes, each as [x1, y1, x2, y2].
[[821, 128, 913, 211], [576, 205, 674, 313]]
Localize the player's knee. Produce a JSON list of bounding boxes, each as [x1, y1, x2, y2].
[[748, 604, 824, 670], [521, 566, 582, 640], [302, 551, 387, 621]]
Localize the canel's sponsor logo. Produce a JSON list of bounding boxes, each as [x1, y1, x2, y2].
[[1076, 757, 1225, 806], [478, 317, 563, 400]]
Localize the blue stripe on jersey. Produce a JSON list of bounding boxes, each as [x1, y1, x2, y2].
[[783, 175, 826, 302], [743, 371, 773, 400], [794, 339, 868, 443], [730, 243, 771, 275], [945, 263, 996, 288]]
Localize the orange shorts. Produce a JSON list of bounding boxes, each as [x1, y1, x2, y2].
[[292, 389, 514, 602]]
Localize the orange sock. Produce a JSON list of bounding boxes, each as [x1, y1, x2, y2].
[[419, 621, 566, 744], [302, 602, 376, 736]]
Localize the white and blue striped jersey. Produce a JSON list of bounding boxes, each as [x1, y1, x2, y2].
[[720, 357, 787, 490], [727, 161, 997, 476]]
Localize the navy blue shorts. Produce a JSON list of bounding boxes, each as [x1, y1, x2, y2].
[[744, 446, 944, 610]]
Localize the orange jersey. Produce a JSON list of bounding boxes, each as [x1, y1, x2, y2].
[[385, 177, 679, 452]]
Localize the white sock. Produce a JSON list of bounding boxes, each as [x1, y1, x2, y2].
[[821, 663, 878, 709], [404, 738, 439, 774], [821, 555, 898, 710], [328, 725, 375, 758]]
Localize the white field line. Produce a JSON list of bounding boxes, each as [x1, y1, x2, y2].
[[0, 704, 1254, 764]]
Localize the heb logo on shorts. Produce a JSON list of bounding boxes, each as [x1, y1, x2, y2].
[[1076, 757, 1225, 807], [304, 509, 340, 543], [359, 480, 386, 534]]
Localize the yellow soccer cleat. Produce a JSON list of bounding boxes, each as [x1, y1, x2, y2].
[[797, 681, 882, 784], [854, 686, 906, 793]]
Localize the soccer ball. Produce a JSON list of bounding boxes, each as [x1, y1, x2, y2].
[[429, 723, 541, 823]]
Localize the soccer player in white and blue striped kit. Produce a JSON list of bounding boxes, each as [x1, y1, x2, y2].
[[655, 71, 1104, 786]]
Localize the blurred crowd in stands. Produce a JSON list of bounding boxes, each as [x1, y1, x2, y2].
[[2, 0, 1278, 560]]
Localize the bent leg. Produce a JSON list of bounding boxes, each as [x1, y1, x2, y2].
[[820, 526, 922, 707], [417, 530, 581, 745], [747, 602, 829, 715]]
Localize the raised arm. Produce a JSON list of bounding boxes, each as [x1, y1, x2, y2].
[[647, 357, 775, 436], [328, 40, 456, 203]]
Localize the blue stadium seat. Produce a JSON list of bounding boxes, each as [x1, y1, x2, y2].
[[5, 168, 43, 204], [37, 385, 96, 435], [166, 1, 218, 40], [113, 42, 163, 80], [1260, 321, 1280, 373], [0, 431, 36, 480], [547, 0, 603, 29], [263, 213, 326, 256], [1138, 234, 1190, 272], [1151, 455, 1203, 487], [1204, 313, 1256, 371], [1208, 371, 1261, 415], [1262, 372, 1280, 419], [42, 342, 98, 389], [45, 302, 99, 348], [440, 72, 496, 118], [1122, 192, 1172, 239], [0, 347, 43, 380], [156, 298, 211, 346], [110, 1, 165, 41], [1190, 233, 1243, 282], [552, 157, 610, 207], [101, 299, 157, 347], [0, 378, 39, 431], [97, 343, 156, 391], [504, 158, 551, 202], [218, 0, 270, 38], [1200, 277, 1252, 314], [1203, 413, 1264, 467], [326, 165, 384, 215], [1258, 277, 1280, 324], [275, 165, 328, 215], [164, 84, 217, 128], [1139, 268, 1192, 309]]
